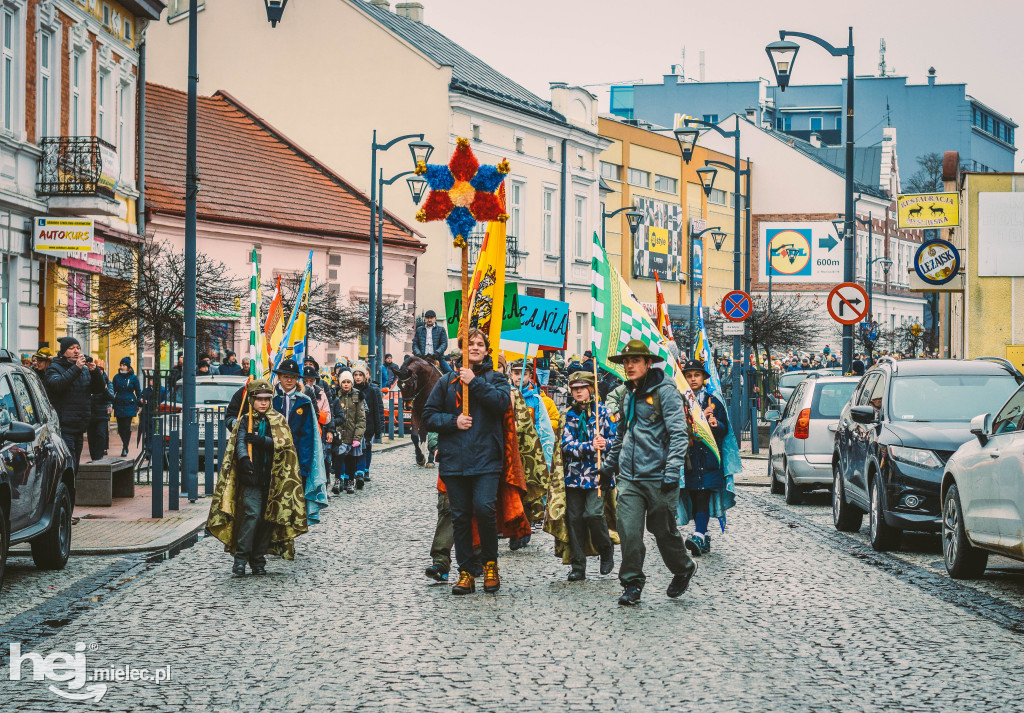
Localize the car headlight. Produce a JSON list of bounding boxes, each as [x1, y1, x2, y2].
[[888, 445, 943, 469]]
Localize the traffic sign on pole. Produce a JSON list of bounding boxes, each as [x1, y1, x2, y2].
[[827, 282, 869, 326], [721, 289, 752, 322]]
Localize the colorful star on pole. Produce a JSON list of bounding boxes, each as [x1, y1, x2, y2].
[[415, 137, 510, 247]]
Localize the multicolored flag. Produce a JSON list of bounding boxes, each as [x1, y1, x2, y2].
[[262, 275, 283, 378], [249, 249, 263, 378], [653, 270, 673, 340], [469, 195, 507, 353], [272, 250, 313, 374]]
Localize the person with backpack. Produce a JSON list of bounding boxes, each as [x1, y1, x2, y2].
[[599, 340, 697, 607]]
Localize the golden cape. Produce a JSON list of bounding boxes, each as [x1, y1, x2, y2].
[[206, 409, 309, 559]]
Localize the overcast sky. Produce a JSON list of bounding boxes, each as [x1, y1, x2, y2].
[[415, 0, 1023, 167]]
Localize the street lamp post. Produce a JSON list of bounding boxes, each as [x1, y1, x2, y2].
[[768, 27, 855, 373], [375, 170, 427, 386], [689, 225, 724, 350], [368, 134, 432, 378], [600, 204, 644, 249], [676, 116, 744, 437]]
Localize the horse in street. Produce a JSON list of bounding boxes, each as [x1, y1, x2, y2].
[[392, 355, 442, 466]]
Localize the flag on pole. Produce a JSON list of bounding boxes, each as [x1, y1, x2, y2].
[[695, 296, 742, 478], [653, 270, 673, 340], [249, 249, 262, 378], [261, 275, 283, 379], [272, 250, 313, 374], [469, 183, 508, 352]]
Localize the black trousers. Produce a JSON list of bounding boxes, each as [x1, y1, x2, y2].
[[88, 419, 108, 460], [442, 472, 499, 577], [116, 416, 133, 452], [61, 430, 85, 478]]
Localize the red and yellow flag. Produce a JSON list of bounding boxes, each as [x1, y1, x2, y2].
[[654, 271, 673, 340]]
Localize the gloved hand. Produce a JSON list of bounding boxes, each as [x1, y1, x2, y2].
[[237, 457, 257, 487], [245, 432, 274, 451], [660, 477, 679, 494], [598, 464, 615, 491]]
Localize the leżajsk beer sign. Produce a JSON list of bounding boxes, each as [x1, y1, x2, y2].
[[897, 193, 959, 229], [633, 197, 683, 281]]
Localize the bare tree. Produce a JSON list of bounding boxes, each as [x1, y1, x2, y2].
[[63, 240, 242, 388], [904, 152, 944, 194], [732, 294, 827, 368], [266, 275, 344, 344], [336, 296, 412, 345]]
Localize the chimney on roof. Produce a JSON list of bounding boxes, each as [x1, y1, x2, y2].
[[395, 2, 423, 21], [927, 67, 936, 86], [369, 0, 390, 10]]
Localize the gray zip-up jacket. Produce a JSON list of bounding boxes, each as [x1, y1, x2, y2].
[[605, 369, 689, 483]]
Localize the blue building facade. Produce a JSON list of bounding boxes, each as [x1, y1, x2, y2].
[[611, 72, 1016, 174]]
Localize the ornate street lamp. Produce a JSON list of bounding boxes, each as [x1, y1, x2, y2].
[[711, 229, 728, 251], [674, 126, 703, 165], [765, 40, 801, 90], [406, 175, 428, 205], [696, 166, 718, 197], [264, 0, 289, 26], [625, 208, 644, 236], [408, 140, 434, 169]]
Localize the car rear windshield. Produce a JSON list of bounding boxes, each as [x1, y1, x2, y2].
[[889, 374, 1019, 422], [779, 373, 809, 389], [810, 381, 858, 419], [172, 383, 242, 405]]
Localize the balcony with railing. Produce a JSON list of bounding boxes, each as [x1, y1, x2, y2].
[[37, 137, 121, 215], [467, 228, 523, 273]]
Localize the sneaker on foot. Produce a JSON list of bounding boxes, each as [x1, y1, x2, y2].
[[667, 562, 698, 598], [599, 549, 615, 576], [685, 533, 706, 557], [452, 571, 476, 595], [425, 564, 449, 582], [618, 585, 642, 606]]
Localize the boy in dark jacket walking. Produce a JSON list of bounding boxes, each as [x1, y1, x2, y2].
[[352, 362, 384, 483], [45, 337, 106, 476], [600, 340, 697, 606]]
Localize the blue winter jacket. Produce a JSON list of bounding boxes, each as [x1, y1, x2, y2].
[[112, 371, 143, 418], [273, 387, 316, 481], [683, 390, 729, 491]]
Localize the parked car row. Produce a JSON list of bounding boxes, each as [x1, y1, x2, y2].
[[768, 356, 1024, 581]]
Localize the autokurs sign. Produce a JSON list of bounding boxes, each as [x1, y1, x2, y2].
[[913, 239, 960, 286], [33, 217, 94, 253]]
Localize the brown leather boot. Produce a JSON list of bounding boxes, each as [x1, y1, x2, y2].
[[451, 571, 475, 595], [483, 561, 500, 593]]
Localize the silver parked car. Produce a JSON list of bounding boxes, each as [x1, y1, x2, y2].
[[767, 375, 860, 504], [940, 382, 1024, 578], [774, 368, 842, 410]]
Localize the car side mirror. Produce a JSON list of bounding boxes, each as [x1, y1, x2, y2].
[[765, 409, 780, 422], [850, 405, 877, 424], [970, 413, 992, 445], [1, 421, 35, 444]]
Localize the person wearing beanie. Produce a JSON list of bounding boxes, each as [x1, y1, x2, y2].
[[207, 379, 308, 576], [351, 361, 383, 484], [272, 358, 328, 525], [44, 335, 106, 476], [218, 350, 243, 376], [331, 370, 365, 494], [112, 357, 143, 457], [87, 358, 115, 461]]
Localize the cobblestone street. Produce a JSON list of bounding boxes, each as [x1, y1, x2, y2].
[[3, 445, 1024, 712]]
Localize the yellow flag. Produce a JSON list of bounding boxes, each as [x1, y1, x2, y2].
[[470, 218, 507, 353]]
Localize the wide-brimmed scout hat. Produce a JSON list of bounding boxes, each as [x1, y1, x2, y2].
[[568, 371, 596, 389], [247, 379, 274, 398], [607, 339, 665, 365], [680, 359, 711, 379], [274, 358, 301, 377]]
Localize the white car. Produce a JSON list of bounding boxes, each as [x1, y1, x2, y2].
[[940, 383, 1024, 578]]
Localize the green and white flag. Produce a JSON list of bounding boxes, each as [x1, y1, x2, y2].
[[591, 232, 679, 384]]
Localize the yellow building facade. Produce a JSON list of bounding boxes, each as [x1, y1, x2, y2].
[[597, 117, 750, 320]]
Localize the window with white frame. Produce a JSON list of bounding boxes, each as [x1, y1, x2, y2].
[[97, 69, 112, 141], [2, 8, 18, 134], [654, 174, 677, 193], [71, 50, 84, 135], [508, 181, 523, 237], [117, 81, 132, 180], [573, 195, 587, 258], [627, 168, 649, 188], [575, 313, 587, 355], [707, 187, 727, 206], [600, 162, 621, 181], [542, 187, 555, 254], [122, 18, 133, 43], [514, 135, 524, 153], [37, 30, 55, 139]]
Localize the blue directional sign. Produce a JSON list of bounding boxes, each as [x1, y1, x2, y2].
[[721, 290, 752, 322]]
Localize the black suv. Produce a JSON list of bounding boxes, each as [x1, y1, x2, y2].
[[0, 351, 76, 593], [832, 357, 1023, 551]]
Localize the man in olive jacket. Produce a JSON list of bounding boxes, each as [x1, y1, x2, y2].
[[44, 336, 107, 477], [601, 340, 697, 606]]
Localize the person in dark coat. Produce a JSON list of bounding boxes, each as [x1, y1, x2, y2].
[[45, 337, 106, 475], [218, 350, 243, 376], [423, 328, 511, 596], [680, 360, 729, 557], [412, 310, 451, 374], [87, 358, 114, 460], [30, 347, 53, 385], [352, 361, 384, 482], [111, 357, 143, 457]]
